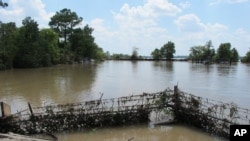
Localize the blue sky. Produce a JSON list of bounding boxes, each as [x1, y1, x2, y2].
[[1, 0, 250, 56]]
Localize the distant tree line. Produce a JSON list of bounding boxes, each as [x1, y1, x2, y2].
[[108, 41, 176, 61], [151, 41, 176, 60], [149, 40, 250, 64], [108, 47, 143, 60], [189, 40, 250, 63], [0, 8, 106, 70], [241, 51, 250, 63], [188, 40, 241, 64]]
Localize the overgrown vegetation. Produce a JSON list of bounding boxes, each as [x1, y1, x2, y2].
[[0, 8, 107, 70]]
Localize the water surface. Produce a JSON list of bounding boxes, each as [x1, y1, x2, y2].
[[1, 61, 249, 140], [57, 124, 224, 141]]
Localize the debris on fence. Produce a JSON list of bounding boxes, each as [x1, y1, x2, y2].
[[1, 86, 249, 139]]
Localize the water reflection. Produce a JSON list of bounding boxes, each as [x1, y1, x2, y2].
[[1, 61, 250, 112], [216, 64, 237, 76], [153, 61, 173, 72], [0, 63, 99, 112], [1, 61, 249, 140], [57, 124, 224, 141]]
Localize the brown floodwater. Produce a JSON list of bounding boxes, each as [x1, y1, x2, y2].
[[56, 124, 225, 141], [1, 61, 249, 140]]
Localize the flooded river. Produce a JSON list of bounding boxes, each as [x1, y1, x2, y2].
[[1, 61, 249, 140], [57, 124, 224, 141]]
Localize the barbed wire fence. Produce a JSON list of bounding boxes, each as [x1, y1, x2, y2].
[[1, 86, 249, 139]]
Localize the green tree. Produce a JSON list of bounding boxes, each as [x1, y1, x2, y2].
[[241, 51, 250, 63], [13, 17, 42, 68], [215, 43, 239, 64], [82, 25, 98, 59], [0, 22, 17, 69], [230, 48, 239, 62], [189, 46, 206, 61], [94, 47, 106, 60], [160, 41, 176, 60], [204, 40, 215, 62], [69, 25, 103, 61], [189, 40, 215, 64], [151, 48, 162, 60], [39, 28, 60, 64], [49, 8, 83, 44], [216, 43, 231, 61]]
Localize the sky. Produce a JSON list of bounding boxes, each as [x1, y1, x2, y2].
[[1, 0, 250, 56]]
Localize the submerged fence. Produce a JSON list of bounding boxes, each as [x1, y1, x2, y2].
[[1, 86, 250, 138], [172, 86, 250, 137]]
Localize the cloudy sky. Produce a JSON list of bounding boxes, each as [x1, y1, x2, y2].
[[1, 0, 250, 56]]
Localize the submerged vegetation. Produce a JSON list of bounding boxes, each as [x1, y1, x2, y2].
[[188, 40, 240, 64], [0, 8, 107, 70], [151, 41, 176, 60]]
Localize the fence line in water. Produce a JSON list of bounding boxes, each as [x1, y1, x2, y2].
[[1, 86, 250, 139]]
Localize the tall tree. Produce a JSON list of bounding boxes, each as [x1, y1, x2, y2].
[[39, 28, 60, 65], [69, 25, 101, 61], [81, 25, 98, 59], [0, 22, 17, 69], [230, 48, 239, 62], [160, 41, 176, 60], [216, 43, 232, 62], [49, 8, 83, 44], [189, 46, 206, 61], [204, 40, 215, 61], [13, 17, 41, 68], [189, 40, 215, 64]]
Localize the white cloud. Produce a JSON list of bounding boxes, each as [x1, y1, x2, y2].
[[117, 0, 182, 18], [174, 14, 228, 33], [90, 0, 181, 55], [173, 14, 234, 55], [179, 1, 191, 9], [92, 1, 249, 56], [229, 28, 250, 54], [90, 18, 116, 42], [174, 14, 205, 32], [210, 0, 248, 5], [174, 23, 250, 55], [113, 0, 182, 30], [0, 0, 54, 28], [2, 0, 248, 56], [146, 0, 182, 16]]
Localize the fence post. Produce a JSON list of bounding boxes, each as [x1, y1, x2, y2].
[[28, 102, 34, 116], [1, 102, 11, 117], [173, 85, 180, 120]]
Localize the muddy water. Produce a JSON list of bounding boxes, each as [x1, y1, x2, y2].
[[1, 61, 249, 140], [57, 124, 225, 141]]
